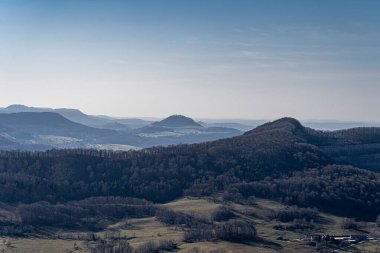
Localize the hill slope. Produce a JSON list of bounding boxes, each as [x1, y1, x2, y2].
[[304, 127, 380, 172], [0, 117, 379, 253], [246, 117, 380, 172], [0, 117, 379, 220], [0, 117, 331, 202]]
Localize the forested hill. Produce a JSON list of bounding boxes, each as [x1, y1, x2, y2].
[[246, 117, 380, 172], [305, 126, 380, 171], [0, 117, 379, 219]]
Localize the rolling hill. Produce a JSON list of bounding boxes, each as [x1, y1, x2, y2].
[[0, 117, 379, 253], [0, 117, 378, 218], [243, 117, 380, 172]]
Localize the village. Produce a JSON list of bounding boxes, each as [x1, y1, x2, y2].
[[302, 234, 379, 252]]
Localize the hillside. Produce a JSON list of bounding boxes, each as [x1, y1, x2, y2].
[[0, 118, 378, 215], [0, 118, 364, 204], [0, 118, 379, 252], [305, 127, 380, 172], [246, 117, 380, 172]]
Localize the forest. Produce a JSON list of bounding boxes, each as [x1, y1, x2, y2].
[[0, 118, 378, 222]]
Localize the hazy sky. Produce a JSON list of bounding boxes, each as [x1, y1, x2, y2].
[[0, 0, 379, 120]]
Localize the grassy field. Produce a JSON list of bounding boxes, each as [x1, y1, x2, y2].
[[0, 197, 378, 253], [164, 198, 220, 212], [106, 217, 184, 247], [1, 238, 86, 253], [337, 240, 380, 253]]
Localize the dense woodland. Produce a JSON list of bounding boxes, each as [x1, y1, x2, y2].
[[0, 117, 379, 231], [233, 165, 380, 220], [0, 118, 331, 203]]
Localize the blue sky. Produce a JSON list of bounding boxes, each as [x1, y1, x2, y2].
[[0, 0, 379, 120]]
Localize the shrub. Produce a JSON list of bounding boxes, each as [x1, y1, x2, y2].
[[210, 250, 227, 253], [134, 240, 177, 253], [155, 207, 203, 227], [187, 248, 204, 253], [212, 206, 235, 222], [184, 219, 256, 243], [246, 196, 257, 205], [222, 188, 243, 202], [271, 207, 319, 223], [89, 239, 132, 253]]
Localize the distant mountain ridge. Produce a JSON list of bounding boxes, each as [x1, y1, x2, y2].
[[3, 104, 380, 131], [0, 112, 119, 151], [2, 105, 380, 157], [0, 109, 242, 150], [101, 115, 242, 148], [0, 112, 114, 137], [0, 104, 150, 129]]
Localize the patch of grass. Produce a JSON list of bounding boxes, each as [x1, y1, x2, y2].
[[164, 197, 221, 220], [177, 241, 278, 253], [1, 238, 88, 253], [104, 217, 184, 247]]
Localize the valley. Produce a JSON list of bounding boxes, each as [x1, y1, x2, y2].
[[0, 197, 378, 253]]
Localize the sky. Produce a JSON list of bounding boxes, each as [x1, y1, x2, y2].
[[0, 0, 379, 121]]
